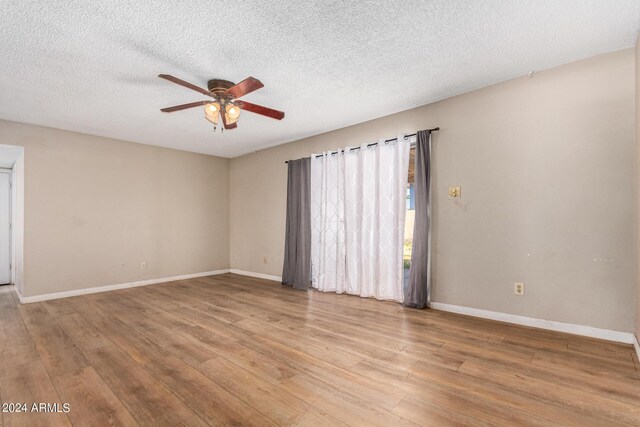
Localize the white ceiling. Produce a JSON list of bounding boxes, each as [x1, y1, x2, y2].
[[1, 1, 639, 158]]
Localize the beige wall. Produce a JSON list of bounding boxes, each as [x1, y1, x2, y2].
[[230, 49, 636, 332], [0, 120, 230, 297]]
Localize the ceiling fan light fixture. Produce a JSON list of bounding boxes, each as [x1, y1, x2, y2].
[[226, 103, 241, 117], [204, 102, 220, 124], [225, 102, 241, 124]]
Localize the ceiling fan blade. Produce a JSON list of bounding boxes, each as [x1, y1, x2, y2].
[[158, 74, 213, 97], [226, 77, 264, 99], [235, 100, 285, 120], [160, 100, 211, 112], [221, 112, 237, 129]]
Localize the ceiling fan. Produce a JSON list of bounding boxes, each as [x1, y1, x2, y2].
[[158, 74, 285, 131]]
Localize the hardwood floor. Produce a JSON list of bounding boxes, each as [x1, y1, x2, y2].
[[1, 273, 639, 426]]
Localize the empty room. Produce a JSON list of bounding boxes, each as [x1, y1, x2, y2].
[[1, 1, 639, 426]]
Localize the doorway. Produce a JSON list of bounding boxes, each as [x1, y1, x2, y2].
[[0, 144, 24, 295]]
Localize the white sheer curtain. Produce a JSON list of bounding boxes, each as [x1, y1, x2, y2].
[[310, 151, 346, 293], [310, 137, 410, 302]]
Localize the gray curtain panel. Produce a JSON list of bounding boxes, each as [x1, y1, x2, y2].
[[404, 130, 432, 308], [282, 157, 312, 290]]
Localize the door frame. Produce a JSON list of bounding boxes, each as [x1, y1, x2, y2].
[[0, 168, 12, 285]]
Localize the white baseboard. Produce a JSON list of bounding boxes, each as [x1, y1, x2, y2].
[[430, 302, 635, 344], [19, 269, 230, 304], [13, 285, 23, 304], [633, 335, 640, 363], [229, 269, 282, 282]]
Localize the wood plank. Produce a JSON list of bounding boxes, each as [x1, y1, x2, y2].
[[0, 296, 35, 351], [141, 354, 272, 426], [0, 342, 41, 374], [42, 299, 80, 318], [198, 355, 309, 425], [532, 349, 639, 381], [51, 366, 139, 426], [19, 303, 89, 377], [70, 297, 172, 365], [53, 313, 109, 352], [293, 407, 348, 427], [459, 357, 640, 425], [233, 317, 363, 369], [203, 339, 299, 384], [353, 360, 553, 427], [279, 372, 418, 427], [463, 350, 640, 406], [83, 344, 197, 426], [393, 395, 488, 427]]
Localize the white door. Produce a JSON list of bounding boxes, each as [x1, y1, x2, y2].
[[0, 173, 10, 284]]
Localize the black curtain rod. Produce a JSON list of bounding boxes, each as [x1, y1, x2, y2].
[[285, 127, 439, 163]]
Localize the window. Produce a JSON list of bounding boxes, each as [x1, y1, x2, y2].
[[403, 147, 416, 284]]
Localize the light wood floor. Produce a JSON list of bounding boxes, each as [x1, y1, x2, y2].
[[1, 273, 639, 426]]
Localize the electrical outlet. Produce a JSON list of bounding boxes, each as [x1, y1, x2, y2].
[[140, 262, 147, 270], [263, 256, 268, 264], [514, 282, 524, 296]]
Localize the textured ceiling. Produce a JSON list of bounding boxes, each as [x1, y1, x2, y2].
[[1, 1, 639, 158]]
